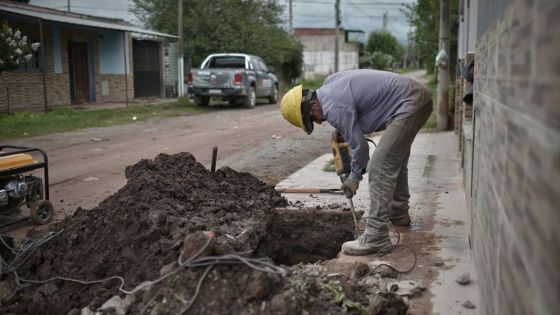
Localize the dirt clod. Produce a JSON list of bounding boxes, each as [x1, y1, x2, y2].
[[368, 292, 408, 315], [350, 262, 370, 280], [375, 265, 399, 278]]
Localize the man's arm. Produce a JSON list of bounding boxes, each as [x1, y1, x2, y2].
[[329, 106, 369, 181]]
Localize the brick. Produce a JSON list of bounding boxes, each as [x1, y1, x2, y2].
[[531, 80, 560, 129], [535, 1, 560, 78], [509, 22, 532, 77]]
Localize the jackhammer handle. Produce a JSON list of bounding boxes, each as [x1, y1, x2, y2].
[[275, 188, 343, 194]]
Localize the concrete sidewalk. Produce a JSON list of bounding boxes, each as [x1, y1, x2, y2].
[[276, 131, 480, 314]]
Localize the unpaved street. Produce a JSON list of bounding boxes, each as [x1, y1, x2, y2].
[[7, 102, 332, 222]]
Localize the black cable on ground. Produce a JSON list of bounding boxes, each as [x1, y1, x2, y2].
[[0, 231, 285, 314], [373, 227, 418, 274]]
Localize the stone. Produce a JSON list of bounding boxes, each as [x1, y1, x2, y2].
[[98, 295, 127, 315], [456, 273, 471, 285], [159, 261, 177, 276], [462, 300, 476, 309], [375, 264, 398, 278], [350, 262, 370, 280]]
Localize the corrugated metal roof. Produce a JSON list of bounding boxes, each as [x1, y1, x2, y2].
[[0, 1, 177, 39]]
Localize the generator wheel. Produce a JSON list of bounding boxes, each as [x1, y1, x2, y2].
[[30, 200, 54, 225]]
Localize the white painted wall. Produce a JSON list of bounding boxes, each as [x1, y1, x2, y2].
[[297, 33, 360, 80]]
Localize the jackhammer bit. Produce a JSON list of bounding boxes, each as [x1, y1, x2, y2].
[[343, 188, 361, 238], [332, 130, 362, 237]]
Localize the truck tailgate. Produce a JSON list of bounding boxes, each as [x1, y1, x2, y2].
[[192, 70, 237, 89]]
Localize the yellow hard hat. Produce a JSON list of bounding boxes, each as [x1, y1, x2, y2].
[[280, 85, 313, 134]]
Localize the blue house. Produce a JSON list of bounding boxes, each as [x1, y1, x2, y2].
[[0, 0, 177, 113]]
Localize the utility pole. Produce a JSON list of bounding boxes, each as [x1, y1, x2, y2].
[[177, 0, 184, 97], [382, 11, 388, 32], [289, 0, 293, 34], [334, 0, 340, 72], [67, 0, 70, 12], [437, 0, 450, 131]]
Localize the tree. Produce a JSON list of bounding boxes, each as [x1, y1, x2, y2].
[[360, 31, 403, 70], [0, 21, 40, 73], [359, 51, 394, 70], [365, 31, 403, 61], [402, 0, 459, 73], [132, 0, 303, 81]]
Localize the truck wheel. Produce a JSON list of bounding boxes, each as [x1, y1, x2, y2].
[[244, 87, 256, 108], [268, 84, 278, 104], [195, 96, 210, 107], [30, 200, 54, 225]]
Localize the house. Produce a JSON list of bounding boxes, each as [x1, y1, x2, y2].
[[454, 0, 559, 313], [293, 28, 361, 80], [0, 0, 178, 113]]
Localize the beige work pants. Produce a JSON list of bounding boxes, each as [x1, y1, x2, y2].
[[366, 101, 433, 233]]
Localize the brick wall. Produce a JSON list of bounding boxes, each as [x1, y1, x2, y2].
[[461, 0, 560, 313], [95, 34, 134, 103], [0, 21, 134, 113], [0, 22, 70, 113]]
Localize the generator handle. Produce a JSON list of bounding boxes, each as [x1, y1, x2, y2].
[[0, 145, 50, 200]]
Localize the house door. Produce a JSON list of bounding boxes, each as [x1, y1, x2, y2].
[[133, 40, 161, 97], [68, 41, 90, 104]]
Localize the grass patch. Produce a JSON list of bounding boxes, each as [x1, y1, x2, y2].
[[0, 97, 207, 140], [322, 158, 336, 172], [281, 76, 327, 93], [394, 66, 421, 74]]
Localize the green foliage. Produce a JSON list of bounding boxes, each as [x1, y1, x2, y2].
[[300, 76, 326, 90], [291, 277, 311, 293], [322, 158, 336, 172], [323, 281, 366, 313], [0, 99, 206, 140], [132, 0, 303, 81], [402, 0, 459, 73], [360, 51, 394, 71], [366, 31, 403, 61], [0, 21, 39, 73], [283, 75, 326, 93], [360, 31, 403, 70]]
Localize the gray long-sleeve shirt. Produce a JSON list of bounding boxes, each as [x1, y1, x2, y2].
[[316, 69, 432, 181]]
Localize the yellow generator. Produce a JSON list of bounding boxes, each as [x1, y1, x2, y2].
[[0, 145, 53, 228]]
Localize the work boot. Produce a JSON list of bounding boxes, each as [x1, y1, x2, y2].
[[342, 227, 393, 256]]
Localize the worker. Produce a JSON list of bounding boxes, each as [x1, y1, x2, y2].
[[280, 69, 433, 256]]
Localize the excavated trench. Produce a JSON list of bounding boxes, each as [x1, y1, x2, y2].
[[257, 209, 355, 265], [0, 152, 396, 315]]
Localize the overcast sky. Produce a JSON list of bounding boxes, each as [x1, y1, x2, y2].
[[30, 0, 415, 43]]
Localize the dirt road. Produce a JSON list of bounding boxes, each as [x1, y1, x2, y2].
[[7, 102, 332, 222]]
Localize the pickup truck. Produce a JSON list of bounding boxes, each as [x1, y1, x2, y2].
[[187, 53, 279, 108]]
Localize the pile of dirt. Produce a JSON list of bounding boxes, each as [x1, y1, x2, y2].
[[0, 152, 407, 315]]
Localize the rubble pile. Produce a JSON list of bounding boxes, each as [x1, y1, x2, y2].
[[0, 153, 409, 315]]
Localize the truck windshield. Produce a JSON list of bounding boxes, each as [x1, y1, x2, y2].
[[206, 56, 246, 69]]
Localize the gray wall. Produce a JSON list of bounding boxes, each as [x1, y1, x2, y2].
[[461, 0, 560, 313], [476, 0, 513, 39]]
